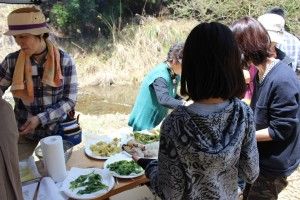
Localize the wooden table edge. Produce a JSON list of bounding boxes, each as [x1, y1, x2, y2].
[[94, 176, 149, 200]]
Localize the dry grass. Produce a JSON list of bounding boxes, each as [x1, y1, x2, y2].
[[0, 5, 196, 87], [0, 5, 25, 61], [75, 18, 197, 87], [2, 3, 299, 87], [169, 0, 300, 37]]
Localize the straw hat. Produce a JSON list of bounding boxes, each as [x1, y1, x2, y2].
[[257, 13, 285, 44], [4, 7, 50, 36]]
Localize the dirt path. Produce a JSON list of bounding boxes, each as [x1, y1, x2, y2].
[[279, 167, 300, 199]]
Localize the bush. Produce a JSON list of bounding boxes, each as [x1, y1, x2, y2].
[[168, 0, 300, 36], [50, 0, 99, 38], [50, 0, 167, 39]]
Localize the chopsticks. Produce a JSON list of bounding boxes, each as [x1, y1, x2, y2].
[[21, 177, 41, 186], [33, 178, 41, 200]]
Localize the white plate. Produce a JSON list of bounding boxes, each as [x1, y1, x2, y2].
[[85, 134, 132, 160], [84, 136, 122, 160], [122, 141, 159, 159], [85, 144, 111, 160], [61, 167, 114, 200], [103, 153, 144, 179]]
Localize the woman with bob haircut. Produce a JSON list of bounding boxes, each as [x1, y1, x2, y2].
[[231, 17, 300, 200], [133, 22, 259, 200], [128, 42, 186, 131]]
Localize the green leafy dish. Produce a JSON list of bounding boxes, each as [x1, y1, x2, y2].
[[62, 167, 114, 200], [103, 153, 145, 179], [69, 171, 108, 195], [107, 160, 144, 177]]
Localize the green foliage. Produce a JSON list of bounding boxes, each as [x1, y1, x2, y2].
[[51, 0, 100, 38], [50, 0, 165, 39], [49, 0, 299, 40], [168, 0, 300, 36], [51, 4, 69, 28]]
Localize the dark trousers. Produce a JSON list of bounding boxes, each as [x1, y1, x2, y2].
[[243, 173, 288, 200]]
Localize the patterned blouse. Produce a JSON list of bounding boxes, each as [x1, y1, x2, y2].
[[145, 98, 259, 200], [0, 49, 78, 140]]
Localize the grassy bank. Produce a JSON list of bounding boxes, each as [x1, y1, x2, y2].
[[0, 4, 196, 86], [1, 3, 299, 87], [74, 18, 197, 87]]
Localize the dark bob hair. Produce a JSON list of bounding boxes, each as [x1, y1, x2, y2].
[[180, 22, 246, 101], [230, 17, 271, 67]]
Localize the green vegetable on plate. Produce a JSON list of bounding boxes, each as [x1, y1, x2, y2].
[[69, 171, 108, 195], [107, 160, 143, 176]]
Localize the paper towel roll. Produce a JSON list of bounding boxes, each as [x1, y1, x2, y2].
[[41, 136, 67, 182]]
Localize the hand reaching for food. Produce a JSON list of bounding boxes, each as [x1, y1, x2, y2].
[[243, 69, 250, 84]]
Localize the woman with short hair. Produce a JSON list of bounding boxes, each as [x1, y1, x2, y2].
[[231, 16, 300, 200], [128, 42, 186, 131], [133, 22, 259, 200]]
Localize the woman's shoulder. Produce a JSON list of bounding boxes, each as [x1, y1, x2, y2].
[[232, 98, 253, 113], [270, 62, 300, 87], [168, 100, 251, 118], [143, 62, 171, 83], [4, 50, 21, 61], [58, 49, 76, 67], [150, 62, 169, 74], [165, 106, 191, 122], [273, 61, 296, 77], [161, 106, 188, 133], [58, 48, 73, 60]]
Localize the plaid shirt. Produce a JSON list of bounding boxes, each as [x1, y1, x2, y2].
[[278, 31, 300, 71], [0, 49, 78, 140]]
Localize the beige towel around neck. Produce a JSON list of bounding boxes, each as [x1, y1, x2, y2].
[[11, 40, 63, 104]]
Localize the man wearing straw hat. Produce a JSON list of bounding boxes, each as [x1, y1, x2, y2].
[[0, 7, 78, 160]]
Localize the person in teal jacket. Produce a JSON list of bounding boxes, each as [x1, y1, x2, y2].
[[128, 43, 186, 131]]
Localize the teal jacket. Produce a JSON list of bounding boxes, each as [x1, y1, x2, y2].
[[128, 62, 179, 131]]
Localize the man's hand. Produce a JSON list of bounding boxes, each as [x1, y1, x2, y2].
[[19, 116, 40, 135]]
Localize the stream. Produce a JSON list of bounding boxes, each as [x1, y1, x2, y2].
[[2, 84, 139, 116], [76, 85, 139, 115]]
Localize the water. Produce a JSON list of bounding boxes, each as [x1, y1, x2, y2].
[[2, 84, 139, 115], [76, 85, 139, 115]]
